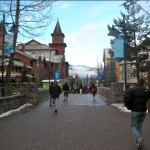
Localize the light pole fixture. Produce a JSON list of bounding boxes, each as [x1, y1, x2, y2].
[[123, 14, 127, 92], [1, 14, 5, 97], [49, 49, 51, 87]]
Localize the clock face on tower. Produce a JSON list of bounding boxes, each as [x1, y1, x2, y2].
[[56, 37, 60, 42]]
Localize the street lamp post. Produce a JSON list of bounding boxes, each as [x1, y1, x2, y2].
[[1, 14, 5, 97], [49, 49, 51, 87], [123, 14, 127, 92]]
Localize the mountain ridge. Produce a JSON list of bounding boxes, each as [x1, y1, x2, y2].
[[69, 64, 98, 79]]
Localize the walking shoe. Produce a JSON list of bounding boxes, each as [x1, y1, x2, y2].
[[135, 138, 143, 149], [55, 109, 57, 113]]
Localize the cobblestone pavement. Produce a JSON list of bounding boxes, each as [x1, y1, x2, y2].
[[0, 93, 149, 150]]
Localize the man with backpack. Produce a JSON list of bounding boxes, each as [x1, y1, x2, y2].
[[124, 78, 150, 149]]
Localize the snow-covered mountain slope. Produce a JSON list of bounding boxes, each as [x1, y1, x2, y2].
[[69, 65, 98, 79]]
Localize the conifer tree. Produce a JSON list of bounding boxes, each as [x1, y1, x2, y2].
[[108, 0, 150, 79]]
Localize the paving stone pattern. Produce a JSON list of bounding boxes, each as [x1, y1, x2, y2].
[[0, 93, 149, 150]]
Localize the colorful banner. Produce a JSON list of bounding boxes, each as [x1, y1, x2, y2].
[[98, 70, 102, 80], [55, 72, 59, 79], [4, 34, 14, 53], [114, 38, 124, 58]]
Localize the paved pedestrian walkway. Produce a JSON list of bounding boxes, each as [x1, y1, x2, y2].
[[0, 93, 149, 150]]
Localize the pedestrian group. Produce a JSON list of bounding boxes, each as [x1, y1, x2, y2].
[[49, 81, 97, 113]]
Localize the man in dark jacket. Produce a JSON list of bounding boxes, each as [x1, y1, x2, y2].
[[91, 83, 97, 100], [62, 81, 69, 101], [125, 78, 150, 149], [49, 80, 61, 113]]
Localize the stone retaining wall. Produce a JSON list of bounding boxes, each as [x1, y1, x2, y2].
[[0, 94, 25, 114], [97, 83, 124, 103], [0, 83, 49, 115]]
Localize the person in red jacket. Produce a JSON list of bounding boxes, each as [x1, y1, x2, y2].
[[86, 86, 90, 94], [125, 78, 150, 149]]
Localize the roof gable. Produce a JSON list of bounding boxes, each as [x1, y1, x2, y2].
[[25, 39, 42, 45]]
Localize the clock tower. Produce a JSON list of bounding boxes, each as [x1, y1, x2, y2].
[[49, 20, 67, 55]]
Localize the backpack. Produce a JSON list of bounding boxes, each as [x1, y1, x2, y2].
[[123, 91, 132, 110]]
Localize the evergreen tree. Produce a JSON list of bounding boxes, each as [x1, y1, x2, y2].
[[103, 48, 117, 87], [19, 65, 29, 83], [104, 62, 116, 87], [123, 0, 150, 78], [108, 0, 150, 79]]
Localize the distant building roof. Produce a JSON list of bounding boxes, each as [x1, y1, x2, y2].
[[16, 49, 37, 60]]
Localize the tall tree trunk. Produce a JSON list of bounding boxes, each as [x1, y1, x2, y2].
[[4, 0, 20, 96]]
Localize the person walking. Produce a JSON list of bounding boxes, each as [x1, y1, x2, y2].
[[63, 81, 69, 102], [49, 80, 61, 113], [91, 83, 97, 100], [49, 82, 54, 106], [86, 85, 90, 94], [79, 84, 83, 94], [124, 78, 150, 149], [73, 83, 78, 94]]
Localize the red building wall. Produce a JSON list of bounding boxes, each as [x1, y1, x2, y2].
[[49, 44, 65, 55]]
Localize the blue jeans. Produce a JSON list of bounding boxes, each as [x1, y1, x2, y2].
[[131, 111, 146, 141], [53, 98, 59, 110]]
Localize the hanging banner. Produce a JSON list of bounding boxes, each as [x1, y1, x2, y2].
[[4, 34, 14, 53], [114, 38, 124, 58], [55, 72, 59, 79], [98, 70, 102, 80]]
